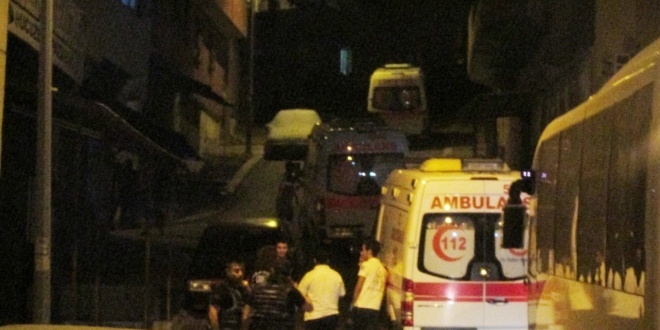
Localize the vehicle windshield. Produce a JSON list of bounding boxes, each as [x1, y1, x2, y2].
[[327, 153, 405, 196], [418, 213, 526, 280], [372, 86, 422, 111], [189, 225, 281, 280]]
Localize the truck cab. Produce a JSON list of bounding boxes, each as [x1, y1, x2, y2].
[[299, 118, 409, 245]]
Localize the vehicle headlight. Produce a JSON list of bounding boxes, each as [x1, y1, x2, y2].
[[188, 280, 213, 292]]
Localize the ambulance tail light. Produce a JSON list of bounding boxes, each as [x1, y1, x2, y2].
[[401, 278, 414, 326]]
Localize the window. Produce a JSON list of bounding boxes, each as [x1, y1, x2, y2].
[[327, 153, 405, 196], [372, 86, 422, 111], [122, 0, 137, 9], [340, 47, 352, 75]]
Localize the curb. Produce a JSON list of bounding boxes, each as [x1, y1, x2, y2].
[[222, 147, 264, 195]]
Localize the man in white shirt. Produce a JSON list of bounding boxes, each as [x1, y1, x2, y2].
[[297, 249, 346, 330], [352, 238, 386, 330]]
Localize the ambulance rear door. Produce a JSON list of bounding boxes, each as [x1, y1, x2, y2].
[[412, 179, 528, 329]]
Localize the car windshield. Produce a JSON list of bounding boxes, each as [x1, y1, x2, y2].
[[327, 153, 405, 196], [188, 224, 281, 280]]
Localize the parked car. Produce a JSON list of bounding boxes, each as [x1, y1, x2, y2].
[[0, 326, 140, 330], [263, 108, 321, 161], [183, 217, 284, 316]]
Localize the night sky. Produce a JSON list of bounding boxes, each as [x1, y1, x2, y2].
[[253, 0, 489, 127]]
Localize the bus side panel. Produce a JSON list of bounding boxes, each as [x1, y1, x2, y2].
[[535, 275, 643, 329], [530, 54, 656, 329]]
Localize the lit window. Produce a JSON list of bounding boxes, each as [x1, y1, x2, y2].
[[340, 47, 352, 75], [122, 0, 137, 9]]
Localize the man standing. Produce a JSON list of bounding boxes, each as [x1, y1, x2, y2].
[[297, 249, 345, 330], [275, 239, 293, 279], [243, 263, 310, 330], [352, 238, 386, 330]]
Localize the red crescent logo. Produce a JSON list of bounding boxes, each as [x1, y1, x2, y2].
[[508, 248, 527, 257], [433, 226, 463, 262]]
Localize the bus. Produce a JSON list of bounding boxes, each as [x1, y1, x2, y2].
[[502, 36, 660, 329], [367, 63, 428, 136]]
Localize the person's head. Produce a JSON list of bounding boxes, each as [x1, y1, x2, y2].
[[255, 245, 277, 272], [225, 261, 245, 284], [275, 240, 289, 259], [360, 238, 381, 260], [313, 249, 330, 265]]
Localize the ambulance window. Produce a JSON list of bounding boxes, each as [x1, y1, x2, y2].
[[400, 88, 420, 109], [328, 156, 360, 194], [495, 215, 528, 279], [373, 87, 395, 110], [372, 86, 422, 111], [419, 214, 475, 279], [327, 153, 405, 196]]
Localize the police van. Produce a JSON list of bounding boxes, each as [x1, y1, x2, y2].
[[299, 118, 409, 244], [375, 158, 529, 330]]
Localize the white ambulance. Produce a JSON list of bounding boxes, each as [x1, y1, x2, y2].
[[375, 158, 529, 330], [367, 63, 428, 136], [299, 118, 409, 243]]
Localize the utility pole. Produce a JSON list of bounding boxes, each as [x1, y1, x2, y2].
[[0, 0, 8, 173], [33, 0, 54, 323], [246, 0, 258, 155]]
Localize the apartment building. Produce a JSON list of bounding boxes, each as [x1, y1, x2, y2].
[[0, 0, 248, 325]]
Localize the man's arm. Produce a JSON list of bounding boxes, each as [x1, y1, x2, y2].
[[241, 304, 251, 330], [207, 305, 219, 330], [352, 276, 365, 305], [339, 277, 346, 298]]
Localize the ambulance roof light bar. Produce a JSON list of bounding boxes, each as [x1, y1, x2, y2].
[[384, 63, 412, 69], [419, 158, 509, 172]]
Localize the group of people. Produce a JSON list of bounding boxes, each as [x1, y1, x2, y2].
[[205, 238, 387, 330]]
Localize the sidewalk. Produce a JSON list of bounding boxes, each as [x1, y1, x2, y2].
[[170, 126, 266, 221]]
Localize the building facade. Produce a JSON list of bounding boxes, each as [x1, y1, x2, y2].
[[0, 0, 248, 325], [466, 0, 660, 168]]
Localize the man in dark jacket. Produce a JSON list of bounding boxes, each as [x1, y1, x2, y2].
[[243, 262, 311, 330], [208, 261, 250, 330]]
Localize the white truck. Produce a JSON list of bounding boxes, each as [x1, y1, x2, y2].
[[298, 118, 409, 245]]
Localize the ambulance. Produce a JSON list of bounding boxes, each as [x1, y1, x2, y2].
[[367, 63, 428, 136], [299, 118, 409, 244], [375, 158, 529, 330]]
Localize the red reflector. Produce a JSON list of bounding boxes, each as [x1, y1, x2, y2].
[[403, 278, 414, 292], [402, 278, 414, 327]]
